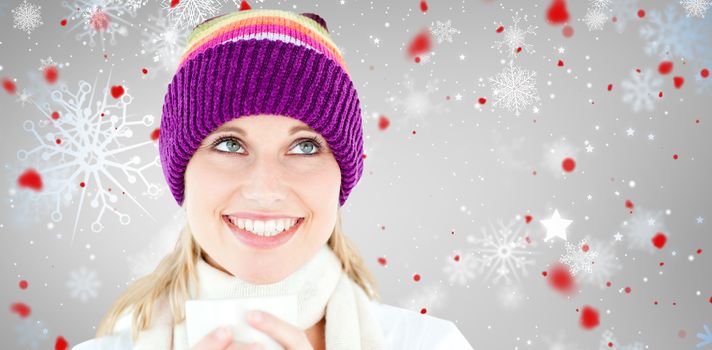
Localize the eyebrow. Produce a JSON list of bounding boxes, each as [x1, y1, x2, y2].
[[214, 125, 316, 136]]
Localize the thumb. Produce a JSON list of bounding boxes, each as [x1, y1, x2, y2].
[[190, 326, 233, 350]]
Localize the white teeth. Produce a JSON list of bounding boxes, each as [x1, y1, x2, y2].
[[228, 217, 300, 237]]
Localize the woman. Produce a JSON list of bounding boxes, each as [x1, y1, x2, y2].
[[73, 8, 473, 350]]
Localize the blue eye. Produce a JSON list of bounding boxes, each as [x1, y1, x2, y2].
[[212, 137, 323, 156], [215, 138, 242, 153], [291, 139, 321, 155]]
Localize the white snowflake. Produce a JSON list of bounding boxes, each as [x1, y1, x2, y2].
[[442, 251, 479, 286], [386, 73, 449, 129], [599, 330, 645, 350], [397, 283, 447, 314], [579, 237, 622, 288], [467, 218, 537, 285], [16, 73, 161, 240], [140, 6, 190, 74], [488, 61, 540, 116], [621, 207, 670, 253], [621, 68, 663, 112], [14, 318, 48, 349], [62, 0, 134, 51], [430, 19, 460, 43], [680, 0, 712, 17], [589, 0, 612, 9], [640, 4, 711, 61], [493, 13, 537, 57], [161, 0, 229, 30], [124, 0, 147, 12], [583, 7, 608, 31], [560, 239, 599, 276], [39, 56, 58, 71], [12, 0, 43, 35], [611, 0, 640, 33], [66, 266, 102, 302]]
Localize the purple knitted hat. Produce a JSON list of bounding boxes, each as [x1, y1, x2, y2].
[[159, 9, 364, 207]]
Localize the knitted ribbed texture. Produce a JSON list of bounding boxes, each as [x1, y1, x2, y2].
[[160, 9, 364, 207]]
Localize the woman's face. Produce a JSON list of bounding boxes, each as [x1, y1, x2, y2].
[[183, 115, 341, 284]]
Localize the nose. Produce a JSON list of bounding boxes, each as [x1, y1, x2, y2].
[[240, 156, 288, 206]]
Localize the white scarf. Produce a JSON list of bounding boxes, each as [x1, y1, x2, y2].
[[131, 244, 386, 350]]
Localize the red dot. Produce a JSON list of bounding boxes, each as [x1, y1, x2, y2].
[[673, 154, 679, 160], [606, 281, 612, 287], [562, 25, 574, 38], [697, 249, 703, 254], [557, 59, 564, 67], [709, 296, 712, 304], [80, 181, 86, 188], [496, 25, 504, 33], [55, 138, 62, 144], [11, 302, 31, 318], [478, 97, 487, 105], [51, 111, 60, 120], [608, 342, 614, 348], [55, 336, 69, 350], [19, 280, 28, 289], [581, 244, 590, 252], [548, 264, 575, 294], [60, 19, 68, 26], [413, 273, 421, 282], [579, 305, 600, 330], [377, 257, 387, 266], [420, 307, 427, 314], [702, 68, 710, 78], [659, 261, 665, 266], [625, 286, 632, 294], [562, 157, 576, 172], [420, 0, 428, 13], [453, 254, 460, 262], [638, 9, 646, 18], [658, 61, 673, 75], [150, 128, 160, 141], [414, 56, 421, 63], [625, 199, 634, 209], [607, 84, 613, 91], [142, 68, 148, 74], [542, 271, 548, 277], [673, 76, 684, 89], [652, 232, 667, 249]]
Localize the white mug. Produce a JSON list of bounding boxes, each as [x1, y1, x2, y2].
[[185, 295, 298, 350]]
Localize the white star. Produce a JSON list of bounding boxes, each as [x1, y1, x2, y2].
[[455, 93, 462, 101], [697, 217, 704, 224], [626, 128, 635, 136], [648, 133, 655, 140], [557, 46, 565, 54], [459, 53, 466, 60], [540, 209, 573, 242], [613, 232, 623, 241], [585, 144, 594, 152]]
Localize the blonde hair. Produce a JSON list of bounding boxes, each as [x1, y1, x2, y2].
[[95, 206, 380, 343]]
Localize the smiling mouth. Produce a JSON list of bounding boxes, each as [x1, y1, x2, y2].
[[222, 215, 304, 249]]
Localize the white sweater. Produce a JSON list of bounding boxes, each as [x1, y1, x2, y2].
[[73, 300, 474, 349]]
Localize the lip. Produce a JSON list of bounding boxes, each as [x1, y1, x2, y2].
[[224, 212, 303, 221], [223, 215, 304, 249]]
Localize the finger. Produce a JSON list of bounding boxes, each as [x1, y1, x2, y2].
[[190, 326, 233, 350], [246, 310, 308, 348]]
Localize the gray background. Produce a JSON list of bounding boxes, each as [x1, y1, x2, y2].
[[1, 0, 711, 349]]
